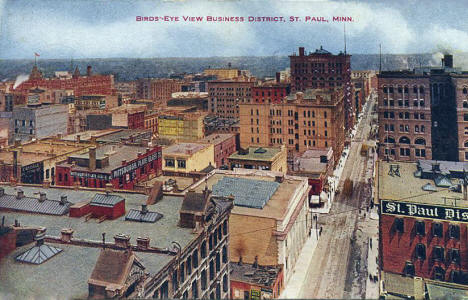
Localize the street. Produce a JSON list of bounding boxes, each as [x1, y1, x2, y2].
[[299, 92, 378, 299]]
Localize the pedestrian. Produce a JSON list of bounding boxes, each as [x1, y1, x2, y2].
[[370, 238, 372, 249], [369, 274, 372, 282], [319, 226, 323, 236]]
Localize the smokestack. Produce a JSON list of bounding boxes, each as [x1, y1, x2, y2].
[[114, 234, 130, 249], [299, 47, 305, 56], [89, 147, 96, 171], [276, 72, 281, 83], [60, 195, 68, 205], [87, 66, 92, 76], [253, 255, 259, 268], [16, 190, 24, 199], [443, 54, 453, 68]]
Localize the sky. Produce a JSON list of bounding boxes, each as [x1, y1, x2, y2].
[[1, 0, 468, 59]]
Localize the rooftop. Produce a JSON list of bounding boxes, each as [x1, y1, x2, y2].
[[163, 143, 209, 156], [197, 133, 235, 145], [377, 160, 468, 207], [95, 129, 152, 144], [191, 170, 306, 220], [291, 148, 333, 174], [61, 129, 120, 142], [229, 146, 282, 162], [230, 262, 282, 288], [0, 186, 196, 299]]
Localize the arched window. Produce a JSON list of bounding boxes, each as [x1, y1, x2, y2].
[[415, 138, 426, 145], [329, 77, 334, 81], [419, 86, 425, 94], [399, 136, 411, 144], [385, 137, 395, 143], [463, 87, 468, 94], [434, 266, 445, 281], [464, 141, 468, 148], [463, 101, 468, 108]]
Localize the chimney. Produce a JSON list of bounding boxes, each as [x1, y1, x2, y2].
[[60, 228, 74, 243], [89, 147, 96, 171], [136, 237, 150, 250], [87, 66, 92, 76], [60, 195, 68, 205], [13, 150, 19, 180], [16, 190, 24, 199], [137, 151, 142, 157], [39, 192, 46, 202], [122, 159, 127, 165], [114, 234, 130, 249], [432, 163, 440, 173], [141, 204, 148, 214], [276, 72, 281, 83], [275, 175, 284, 183], [296, 92, 304, 102], [14, 138, 21, 147], [253, 255, 259, 268], [90, 135, 97, 144], [35, 230, 46, 247], [299, 47, 305, 56], [76, 134, 81, 143], [443, 54, 453, 68], [42, 180, 50, 188], [0, 187, 3, 197]]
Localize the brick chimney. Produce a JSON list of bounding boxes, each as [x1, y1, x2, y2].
[[114, 234, 130, 249], [76, 134, 81, 143], [60, 195, 68, 205], [0, 187, 4, 197], [276, 72, 281, 83], [60, 228, 74, 243], [299, 47, 305, 56], [89, 147, 96, 171], [16, 190, 24, 199], [136, 237, 150, 250], [105, 183, 113, 193]]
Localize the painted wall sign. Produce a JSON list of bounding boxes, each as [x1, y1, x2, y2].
[[381, 200, 468, 222]]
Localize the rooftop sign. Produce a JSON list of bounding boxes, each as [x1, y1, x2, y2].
[[381, 200, 468, 222]]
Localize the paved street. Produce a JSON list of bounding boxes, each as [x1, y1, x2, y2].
[[299, 93, 378, 299]]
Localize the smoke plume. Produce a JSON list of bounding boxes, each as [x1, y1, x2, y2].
[[13, 74, 29, 89]]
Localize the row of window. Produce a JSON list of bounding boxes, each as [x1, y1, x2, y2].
[[413, 244, 460, 264], [14, 119, 34, 127], [165, 159, 186, 169], [382, 99, 425, 107], [382, 86, 425, 94], [384, 148, 426, 157], [383, 136, 426, 145], [404, 263, 466, 283], [255, 91, 284, 97], [384, 124, 426, 134], [382, 111, 425, 120], [394, 219, 460, 239]]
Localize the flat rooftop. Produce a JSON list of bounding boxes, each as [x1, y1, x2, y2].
[[62, 129, 120, 142], [163, 143, 209, 156], [191, 170, 304, 220], [377, 160, 468, 207], [197, 133, 235, 145], [229, 147, 281, 162], [230, 262, 281, 287], [95, 129, 152, 144], [0, 185, 195, 299], [0, 151, 45, 166], [60, 144, 153, 173]]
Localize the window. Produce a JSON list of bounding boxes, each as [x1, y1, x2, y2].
[[201, 269, 207, 290], [177, 160, 186, 168], [415, 221, 425, 236], [421, 125, 425, 132], [187, 256, 192, 275], [449, 248, 460, 264], [394, 218, 404, 233], [172, 271, 179, 291], [432, 223, 443, 237], [464, 101, 468, 108], [209, 260, 214, 280], [193, 250, 199, 268], [464, 114, 468, 121], [216, 252, 221, 272], [449, 224, 460, 239], [416, 243, 426, 260], [192, 280, 198, 299], [434, 266, 445, 281], [165, 158, 175, 167], [414, 113, 419, 119], [222, 245, 227, 263], [223, 220, 228, 235], [415, 125, 419, 133], [420, 113, 425, 119], [415, 149, 426, 157], [464, 87, 468, 94], [399, 136, 410, 144], [419, 86, 424, 94], [223, 274, 228, 292], [404, 262, 415, 276], [433, 246, 444, 261], [415, 138, 426, 145], [201, 241, 207, 258]]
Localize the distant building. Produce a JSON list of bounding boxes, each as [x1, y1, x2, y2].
[[290, 46, 353, 130], [162, 143, 215, 175], [56, 144, 162, 190], [12, 104, 69, 142], [136, 78, 184, 104], [228, 145, 287, 173], [74, 95, 118, 110], [198, 133, 237, 168], [111, 104, 146, 129], [239, 89, 345, 164], [203, 68, 241, 80], [158, 112, 206, 142], [168, 92, 209, 111], [252, 83, 290, 104], [14, 65, 115, 97], [208, 80, 254, 119]]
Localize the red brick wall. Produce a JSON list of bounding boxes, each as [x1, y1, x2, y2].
[[308, 178, 323, 196], [252, 86, 288, 104], [380, 214, 468, 281], [0, 230, 17, 261], [89, 200, 125, 219], [213, 136, 237, 167]]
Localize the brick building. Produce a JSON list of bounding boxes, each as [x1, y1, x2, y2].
[[111, 104, 146, 129], [203, 68, 241, 80], [377, 72, 432, 161], [228, 145, 288, 173], [14, 65, 115, 97], [190, 169, 310, 283], [239, 89, 345, 165], [158, 111, 206, 142], [208, 80, 254, 119], [136, 78, 184, 104], [55, 144, 162, 190], [252, 83, 290, 104], [0, 185, 234, 300], [198, 133, 237, 168], [290, 46, 353, 130], [377, 160, 468, 290], [230, 262, 284, 299]]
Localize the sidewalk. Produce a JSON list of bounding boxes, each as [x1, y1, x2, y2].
[[365, 208, 380, 299], [280, 229, 320, 299]]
